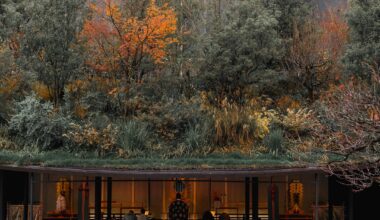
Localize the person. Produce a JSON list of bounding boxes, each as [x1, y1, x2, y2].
[[124, 210, 137, 220], [56, 191, 67, 214], [219, 213, 230, 220], [168, 193, 189, 220], [137, 208, 147, 220], [202, 211, 214, 220]]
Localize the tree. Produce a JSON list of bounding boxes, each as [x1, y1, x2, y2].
[[342, 0, 380, 80], [82, 0, 177, 82], [263, 0, 312, 39], [19, 0, 85, 105], [200, 0, 283, 104], [314, 81, 380, 191], [286, 6, 348, 101]]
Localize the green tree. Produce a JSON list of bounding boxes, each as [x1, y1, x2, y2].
[[263, 0, 312, 39], [19, 0, 85, 105], [200, 0, 283, 103], [343, 0, 380, 80]]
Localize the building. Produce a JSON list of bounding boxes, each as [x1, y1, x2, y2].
[[1, 165, 379, 220]]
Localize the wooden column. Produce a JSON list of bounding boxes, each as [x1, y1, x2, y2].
[[348, 189, 354, 220], [315, 174, 319, 220], [245, 177, 250, 220], [107, 177, 112, 220], [29, 173, 34, 220], [40, 174, 44, 220], [209, 178, 212, 210], [328, 176, 333, 220], [95, 177, 102, 220], [24, 173, 28, 220], [148, 178, 151, 211], [252, 177, 259, 220], [0, 171, 4, 220]]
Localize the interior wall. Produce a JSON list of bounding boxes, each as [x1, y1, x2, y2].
[[39, 172, 328, 219]]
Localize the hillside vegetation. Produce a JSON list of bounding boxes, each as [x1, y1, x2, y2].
[[0, 0, 379, 190]]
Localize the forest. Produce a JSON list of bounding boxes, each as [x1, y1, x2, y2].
[[0, 0, 379, 190]]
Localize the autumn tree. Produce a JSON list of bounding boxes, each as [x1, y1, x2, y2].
[[286, 6, 348, 101], [82, 0, 177, 82], [314, 81, 380, 191]]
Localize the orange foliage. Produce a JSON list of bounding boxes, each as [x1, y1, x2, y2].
[[82, 0, 177, 77], [32, 82, 53, 101], [65, 79, 89, 94], [0, 74, 21, 96], [319, 5, 349, 65], [276, 96, 301, 111], [74, 105, 88, 119]]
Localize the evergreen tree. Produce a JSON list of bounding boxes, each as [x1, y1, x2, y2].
[[200, 0, 283, 103], [343, 0, 380, 80], [263, 0, 312, 39]]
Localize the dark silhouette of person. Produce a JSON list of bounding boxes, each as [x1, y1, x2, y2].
[[169, 193, 189, 220], [124, 210, 137, 220], [202, 211, 214, 220], [137, 208, 147, 220], [219, 213, 230, 220]]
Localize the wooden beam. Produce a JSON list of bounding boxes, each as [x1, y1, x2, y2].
[[245, 177, 250, 220], [0, 165, 323, 178], [252, 177, 259, 220], [107, 177, 112, 220], [95, 176, 102, 220]]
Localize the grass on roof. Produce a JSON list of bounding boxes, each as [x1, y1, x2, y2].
[[0, 148, 328, 170]]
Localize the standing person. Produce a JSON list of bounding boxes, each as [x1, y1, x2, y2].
[[56, 191, 67, 214], [137, 208, 147, 220], [168, 193, 189, 220]]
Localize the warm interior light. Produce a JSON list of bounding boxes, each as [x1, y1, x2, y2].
[[144, 211, 149, 216], [210, 211, 216, 217]]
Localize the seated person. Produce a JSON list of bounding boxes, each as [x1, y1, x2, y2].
[[137, 208, 147, 220], [124, 210, 137, 220], [219, 213, 230, 220], [169, 193, 189, 220], [202, 211, 214, 220]]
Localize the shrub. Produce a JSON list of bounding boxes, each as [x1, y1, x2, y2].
[[80, 91, 109, 113], [117, 120, 150, 155], [8, 94, 71, 150], [65, 122, 118, 155], [263, 128, 285, 156], [281, 108, 316, 138], [213, 104, 256, 146], [0, 125, 16, 149], [183, 118, 213, 156]]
